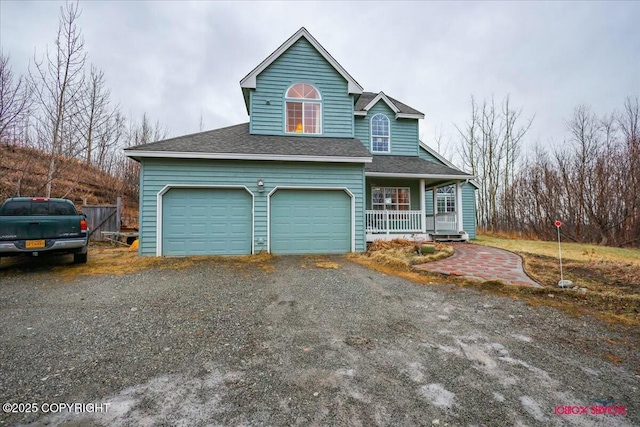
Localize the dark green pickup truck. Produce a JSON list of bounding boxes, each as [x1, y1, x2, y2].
[[0, 197, 89, 264]]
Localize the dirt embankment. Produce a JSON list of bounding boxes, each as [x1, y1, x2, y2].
[[0, 144, 138, 222]]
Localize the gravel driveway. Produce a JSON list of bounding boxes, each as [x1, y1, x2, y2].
[[1, 255, 638, 426]]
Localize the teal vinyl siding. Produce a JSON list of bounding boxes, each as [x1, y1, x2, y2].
[[250, 38, 353, 137], [462, 183, 477, 239], [139, 159, 365, 255], [271, 190, 350, 254], [365, 178, 421, 210], [425, 189, 434, 215], [418, 145, 440, 163], [162, 188, 252, 255], [137, 159, 145, 255], [355, 101, 419, 156]]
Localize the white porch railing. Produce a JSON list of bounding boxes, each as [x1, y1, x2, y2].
[[366, 210, 459, 234], [426, 213, 458, 231], [366, 210, 422, 233]]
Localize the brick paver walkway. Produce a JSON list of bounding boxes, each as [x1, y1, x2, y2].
[[415, 243, 542, 287]]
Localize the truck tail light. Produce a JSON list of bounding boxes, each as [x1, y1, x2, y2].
[[80, 219, 88, 231]]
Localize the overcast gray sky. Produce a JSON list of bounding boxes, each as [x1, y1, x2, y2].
[[1, 0, 639, 162]]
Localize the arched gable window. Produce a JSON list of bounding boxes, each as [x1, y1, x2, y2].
[[285, 83, 322, 134], [371, 114, 390, 152]]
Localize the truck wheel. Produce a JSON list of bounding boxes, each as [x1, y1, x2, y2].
[[73, 252, 88, 264]]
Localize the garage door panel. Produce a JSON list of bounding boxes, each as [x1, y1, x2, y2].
[[271, 190, 350, 254], [163, 188, 252, 256]]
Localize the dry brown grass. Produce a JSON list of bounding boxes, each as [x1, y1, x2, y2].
[[345, 239, 455, 286], [350, 237, 640, 327], [315, 261, 340, 269], [362, 239, 453, 268], [346, 253, 444, 286], [474, 234, 639, 326], [476, 234, 640, 264], [0, 246, 277, 279]]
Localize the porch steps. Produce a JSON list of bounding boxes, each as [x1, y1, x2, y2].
[[366, 232, 468, 243], [430, 233, 468, 242]]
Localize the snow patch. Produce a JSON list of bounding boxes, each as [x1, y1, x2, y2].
[[459, 342, 497, 370], [519, 395, 548, 422], [31, 370, 242, 426], [498, 356, 556, 385], [440, 303, 457, 313], [437, 344, 463, 357], [511, 334, 533, 343], [493, 392, 505, 402], [407, 362, 425, 383], [419, 383, 456, 408], [337, 368, 355, 377], [485, 342, 509, 355], [581, 367, 599, 377]]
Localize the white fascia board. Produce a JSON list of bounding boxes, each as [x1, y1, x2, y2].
[[124, 150, 372, 164], [354, 111, 367, 116], [418, 141, 480, 188], [419, 141, 456, 168], [240, 28, 363, 94], [396, 113, 425, 119], [365, 172, 475, 180], [362, 92, 400, 113]]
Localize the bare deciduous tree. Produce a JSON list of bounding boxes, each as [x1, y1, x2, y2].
[[0, 52, 32, 144], [502, 97, 640, 247], [29, 1, 86, 197], [456, 95, 532, 232], [80, 65, 117, 165]]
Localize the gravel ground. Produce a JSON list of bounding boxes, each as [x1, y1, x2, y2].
[[0, 254, 638, 426]]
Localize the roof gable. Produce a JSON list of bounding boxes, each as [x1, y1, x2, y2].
[[240, 27, 363, 94], [362, 92, 399, 114], [354, 92, 425, 119]]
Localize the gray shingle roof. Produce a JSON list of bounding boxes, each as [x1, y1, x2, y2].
[[125, 123, 372, 159], [366, 156, 472, 177], [354, 92, 424, 116]]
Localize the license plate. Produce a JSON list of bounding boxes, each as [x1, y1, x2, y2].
[[25, 240, 45, 249]]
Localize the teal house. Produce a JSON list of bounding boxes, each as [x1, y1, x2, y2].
[[125, 28, 477, 256]]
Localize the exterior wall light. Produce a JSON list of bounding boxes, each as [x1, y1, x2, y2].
[[257, 178, 264, 193]]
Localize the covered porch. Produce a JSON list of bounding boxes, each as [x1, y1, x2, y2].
[[365, 177, 468, 242], [364, 155, 476, 243]]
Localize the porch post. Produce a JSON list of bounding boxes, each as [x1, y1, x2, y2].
[[456, 181, 463, 232], [420, 179, 426, 233], [432, 186, 438, 234], [385, 210, 390, 235]]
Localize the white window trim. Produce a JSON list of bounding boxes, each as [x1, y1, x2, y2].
[[370, 113, 391, 153], [437, 185, 456, 213], [371, 186, 411, 210], [155, 185, 255, 256], [285, 83, 323, 135], [267, 186, 356, 253]]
